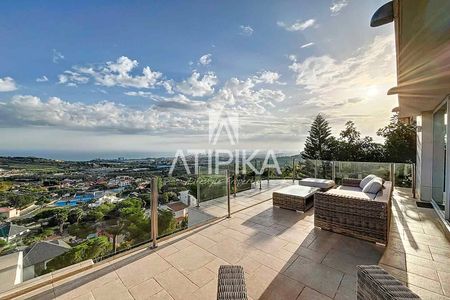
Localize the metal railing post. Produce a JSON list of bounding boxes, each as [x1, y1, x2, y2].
[[196, 164, 200, 207], [412, 163, 416, 198], [292, 158, 295, 183], [393, 163, 396, 187], [332, 161, 336, 182], [151, 177, 159, 249], [314, 160, 318, 178], [234, 171, 237, 198], [258, 160, 262, 190], [389, 163, 394, 184], [226, 170, 231, 218]]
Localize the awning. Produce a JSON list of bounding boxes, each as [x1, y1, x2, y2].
[[370, 1, 394, 27]]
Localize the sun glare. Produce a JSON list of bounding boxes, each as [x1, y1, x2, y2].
[[366, 85, 379, 97]]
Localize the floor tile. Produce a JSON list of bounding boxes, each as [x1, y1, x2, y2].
[[91, 279, 134, 300], [283, 257, 344, 298], [297, 287, 332, 300], [154, 268, 198, 300], [129, 278, 163, 300], [116, 253, 171, 288]]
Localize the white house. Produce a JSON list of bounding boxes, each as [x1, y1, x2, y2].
[[0, 207, 20, 219], [162, 201, 189, 223]]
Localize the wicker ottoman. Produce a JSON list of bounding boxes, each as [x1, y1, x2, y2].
[[217, 265, 247, 300], [299, 178, 335, 191], [273, 185, 319, 211], [357, 265, 420, 299]]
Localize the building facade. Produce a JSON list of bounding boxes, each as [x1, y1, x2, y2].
[[372, 0, 450, 224]]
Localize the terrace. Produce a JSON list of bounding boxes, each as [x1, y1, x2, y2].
[[3, 180, 450, 300]]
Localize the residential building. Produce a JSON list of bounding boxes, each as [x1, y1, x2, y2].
[[22, 240, 71, 280], [0, 223, 29, 242], [163, 201, 189, 223], [372, 0, 450, 225], [0, 207, 20, 219]]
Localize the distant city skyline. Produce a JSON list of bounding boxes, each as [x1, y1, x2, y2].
[[0, 0, 396, 157]]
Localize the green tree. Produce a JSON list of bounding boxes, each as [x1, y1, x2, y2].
[[68, 208, 84, 224], [54, 209, 69, 234], [160, 191, 178, 204], [0, 182, 12, 192], [377, 115, 416, 163], [337, 121, 384, 162], [0, 239, 9, 253], [45, 236, 112, 273], [104, 198, 147, 252], [36, 195, 50, 206], [302, 114, 335, 160], [158, 209, 178, 236]]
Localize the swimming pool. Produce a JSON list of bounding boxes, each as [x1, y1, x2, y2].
[[55, 194, 96, 207]]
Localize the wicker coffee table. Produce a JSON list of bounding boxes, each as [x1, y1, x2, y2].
[[272, 185, 319, 211]]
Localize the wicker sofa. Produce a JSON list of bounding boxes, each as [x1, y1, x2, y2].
[[314, 178, 393, 244]]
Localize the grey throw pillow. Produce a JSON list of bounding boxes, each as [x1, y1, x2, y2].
[[360, 174, 377, 189], [362, 177, 383, 194]]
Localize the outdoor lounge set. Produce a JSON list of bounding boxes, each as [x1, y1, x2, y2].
[[273, 175, 392, 245]]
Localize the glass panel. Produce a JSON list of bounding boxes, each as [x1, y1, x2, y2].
[[432, 104, 447, 210], [394, 163, 413, 188], [334, 161, 390, 185], [0, 169, 155, 285]]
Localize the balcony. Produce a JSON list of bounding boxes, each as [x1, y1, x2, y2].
[[2, 179, 450, 300]]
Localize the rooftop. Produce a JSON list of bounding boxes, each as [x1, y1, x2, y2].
[[23, 240, 72, 267], [6, 184, 450, 300], [0, 223, 29, 239]]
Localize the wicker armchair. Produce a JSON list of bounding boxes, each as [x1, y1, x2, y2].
[[357, 265, 420, 299], [217, 265, 247, 300], [314, 178, 392, 244]]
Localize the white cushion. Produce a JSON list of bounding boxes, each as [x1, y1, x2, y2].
[[336, 185, 362, 192], [299, 178, 335, 189], [325, 189, 376, 200], [360, 174, 377, 189], [362, 177, 383, 194]]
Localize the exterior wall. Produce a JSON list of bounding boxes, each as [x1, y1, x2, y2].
[[14, 251, 23, 285], [416, 111, 433, 201], [174, 209, 187, 219], [445, 97, 450, 220], [22, 265, 35, 281]]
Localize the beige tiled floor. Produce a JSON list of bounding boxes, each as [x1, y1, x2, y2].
[[14, 186, 450, 300]]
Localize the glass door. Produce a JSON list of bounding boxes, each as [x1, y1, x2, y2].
[[432, 104, 447, 211]]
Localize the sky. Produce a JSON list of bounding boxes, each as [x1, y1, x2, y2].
[[0, 0, 397, 159]]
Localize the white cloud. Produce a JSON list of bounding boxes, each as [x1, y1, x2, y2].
[[289, 34, 395, 106], [0, 95, 199, 133], [0, 77, 18, 92], [60, 56, 163, 89], [277, 19, 316, 31], [239, 25, 254, 36], [253, 71, 282, 84], [52, 49, 64, 64], [36, 75, 49, 82], [176, 71, 218, 97], [211, 77, 286, 114], [330, 0, 349, 15], [58, 71, 89, 86], [198, 54, 212, 66], [300, 42, 314, 48]]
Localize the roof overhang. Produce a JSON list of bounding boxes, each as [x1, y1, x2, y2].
[[370, 1, 394, 27]]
